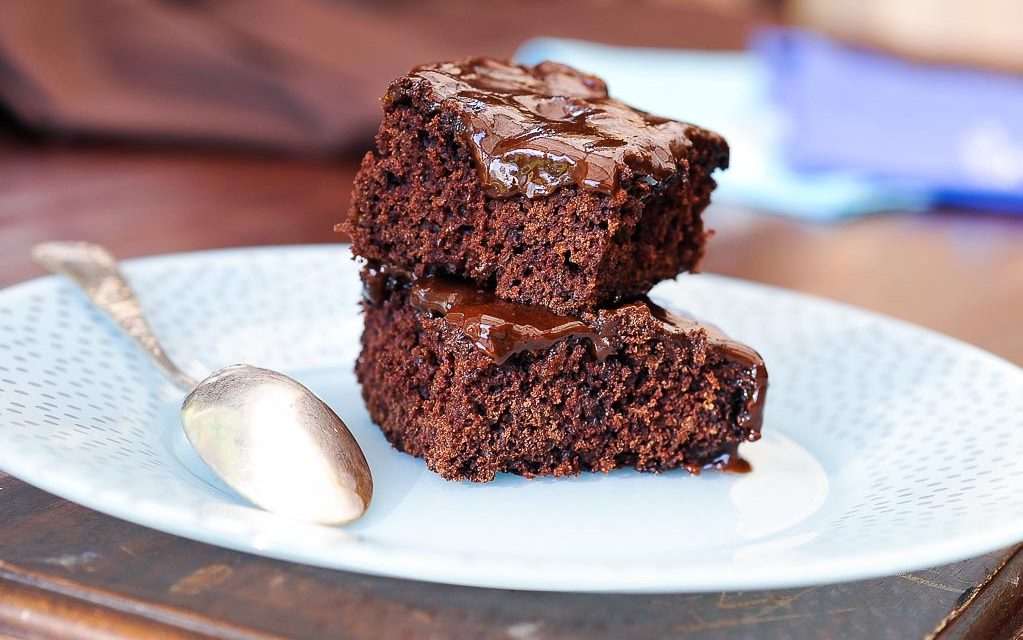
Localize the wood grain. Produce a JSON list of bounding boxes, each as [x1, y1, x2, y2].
[[930, 546, 1023, 639], [0, 577, 229, 640]]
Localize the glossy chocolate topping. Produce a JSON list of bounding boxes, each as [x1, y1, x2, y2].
[[408, 276, 614, 364], [407, 58, 701, 198], [685, 447, 753, 475]]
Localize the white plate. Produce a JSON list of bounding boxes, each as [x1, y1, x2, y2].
[[1, 246, 1022, 592]]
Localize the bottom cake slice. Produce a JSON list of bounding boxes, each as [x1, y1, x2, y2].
[[356, 266, 767, 482]]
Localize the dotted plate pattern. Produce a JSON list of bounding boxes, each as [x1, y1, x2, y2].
[[1, 246, 1022, 592]]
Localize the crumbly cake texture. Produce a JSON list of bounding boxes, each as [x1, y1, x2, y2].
[[344, 58, 729, 315], [356, 271, 764, 482]]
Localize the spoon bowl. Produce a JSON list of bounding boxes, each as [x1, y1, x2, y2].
[[183, 364, 372, 524]]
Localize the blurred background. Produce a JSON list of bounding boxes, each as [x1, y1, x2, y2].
[[1, 0, 1022, 358]]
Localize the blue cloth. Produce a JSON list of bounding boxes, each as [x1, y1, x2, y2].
[[753, 29, 1023, 212], [516, 38, 928, 220]]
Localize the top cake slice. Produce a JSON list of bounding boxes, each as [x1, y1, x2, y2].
[[343, 58, 729, 314]]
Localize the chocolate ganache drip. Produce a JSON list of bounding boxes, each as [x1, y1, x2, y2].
[[408, 276, 614, 364], [407, 58, 702, 198]]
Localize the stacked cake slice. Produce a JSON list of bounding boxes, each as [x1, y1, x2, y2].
[[342, 58, 767, 482]]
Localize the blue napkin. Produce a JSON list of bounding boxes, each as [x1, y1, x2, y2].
[[754, 29, 1023, 213], [516, 38, 928, 220]]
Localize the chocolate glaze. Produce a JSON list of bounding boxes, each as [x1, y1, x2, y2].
[[407, 58, 703, 198], [408, 276, 614, 364], [684, 447, 753, 475], [362, 263, 412, 305]]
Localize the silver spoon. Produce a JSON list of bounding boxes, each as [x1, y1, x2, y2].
[[33, 242, 373, 525]]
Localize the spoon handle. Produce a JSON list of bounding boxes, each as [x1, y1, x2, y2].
[[32, 242, 197, 392]]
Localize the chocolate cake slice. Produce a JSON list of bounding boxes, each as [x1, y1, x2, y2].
[[343, 58, 729, 315], [356, 267, 766, 483]]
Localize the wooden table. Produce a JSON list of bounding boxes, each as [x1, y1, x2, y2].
[[2, 140, 1023, 639]]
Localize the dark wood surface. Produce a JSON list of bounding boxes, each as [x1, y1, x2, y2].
[[2, 139, 1023, 639]]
